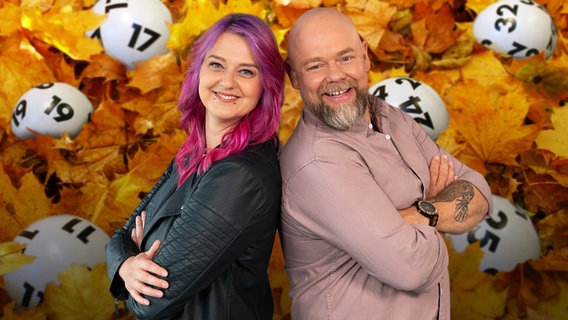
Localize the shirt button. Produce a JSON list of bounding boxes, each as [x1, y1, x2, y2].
[[385, 134, 391, 140]]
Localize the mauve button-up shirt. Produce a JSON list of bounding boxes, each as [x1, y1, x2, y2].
[[279, 95, 492, 320]]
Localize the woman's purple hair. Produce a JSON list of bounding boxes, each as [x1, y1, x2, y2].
[[175, 13, 285, 185]]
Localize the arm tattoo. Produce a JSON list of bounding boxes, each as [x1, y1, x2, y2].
[[432, 181, 474, 222]]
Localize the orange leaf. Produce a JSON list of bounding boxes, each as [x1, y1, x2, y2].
[[444, 79, 542, 168], [411, 3, 461, 54]]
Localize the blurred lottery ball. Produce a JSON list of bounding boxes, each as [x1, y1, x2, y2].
[[369, 77, 449, 140], [10, 82, 93, 140], [3, 214, 110, 309], [473, 0, 558, 59], [88, 0, 173, 69], [448, 195, 540, 274]]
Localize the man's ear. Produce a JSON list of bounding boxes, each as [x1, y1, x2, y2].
[[286, 61, 300, 89], [361, 40, 371, 72]]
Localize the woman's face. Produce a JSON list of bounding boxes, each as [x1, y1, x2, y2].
[[199, 32, 262, 128]]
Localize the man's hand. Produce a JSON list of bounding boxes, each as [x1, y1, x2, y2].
[[427, 155, 456, 199], [400, 155, 456, 228], [119, 240, 169, 306]]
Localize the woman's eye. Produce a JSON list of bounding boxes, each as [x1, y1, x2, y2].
[[209, 62, 223, 69], [239, 69, 255, 77]]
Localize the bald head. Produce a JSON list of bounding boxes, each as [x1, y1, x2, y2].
[[285, 8, 371, 131], [287, 8, 363, 67]]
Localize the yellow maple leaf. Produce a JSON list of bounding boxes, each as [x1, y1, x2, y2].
[[21, 5, 105, 61], [168, 0, 266, 54], [536, 209, 568, 251], [506, 55, 568, 104], [0, 169, 52, 242], [342, 0, 397, 58], [127, 52, 181, 94], [74, 100, 130, 149], [531, 275, 568, 320], [466, 0, 498, 14], [444, 79, 542, 168], [279, 78, 302, 145], [42, 263, 114, 320], [127, 130, 185, 179], [0, 3, 22, 36], [446, 238, 508, 319], [0, 301, 46, 320], [536, 102, 568, 158], [0, 242, 35, 276], [0, 34, 55, 128], [459, 51, 512, 83]]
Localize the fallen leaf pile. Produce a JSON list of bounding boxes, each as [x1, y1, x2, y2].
[[0, 0, 567, 319]]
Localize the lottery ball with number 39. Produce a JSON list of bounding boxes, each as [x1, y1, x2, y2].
[[89, 0, 173, 69], [3, 215, 109, 309], [10, 82, 93, 140], [473, 0, 558, 59], [448, 195, 540, 273], [369, 77, 449, 140]]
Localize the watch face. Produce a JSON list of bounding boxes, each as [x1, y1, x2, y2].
[[420, 201, 436, 213]]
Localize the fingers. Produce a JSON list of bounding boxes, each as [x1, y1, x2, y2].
[[131, 212, 146, 249], [119, 251, 169, 306], [427, 155, 456, 198], [146, 239, 161, 258]]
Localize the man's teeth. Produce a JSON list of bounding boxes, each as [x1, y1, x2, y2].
[[327, 90, 347, 96]]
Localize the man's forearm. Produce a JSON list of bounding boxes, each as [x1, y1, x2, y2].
[[431, 180, 490, 234]]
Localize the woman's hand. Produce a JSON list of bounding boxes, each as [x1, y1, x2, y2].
[[131, 211, 146, 250], [427, 155, 456, 199], [119, 240, 169, 306]]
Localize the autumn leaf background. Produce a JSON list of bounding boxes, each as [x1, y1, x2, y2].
[[0, 0, 567, 319]]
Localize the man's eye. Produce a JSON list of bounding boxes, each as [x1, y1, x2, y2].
[[340, 56, 353, 62], [306, 64, 321, 71]]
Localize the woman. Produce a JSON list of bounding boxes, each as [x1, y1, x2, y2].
[[105, 13, 286, 320]]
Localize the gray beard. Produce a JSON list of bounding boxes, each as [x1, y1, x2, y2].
[[306, 88, 368, 131]]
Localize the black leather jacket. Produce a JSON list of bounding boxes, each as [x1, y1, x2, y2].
[[106, 140, 281, 320]]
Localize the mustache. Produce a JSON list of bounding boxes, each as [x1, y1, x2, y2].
[[318, 80, 357, 95]]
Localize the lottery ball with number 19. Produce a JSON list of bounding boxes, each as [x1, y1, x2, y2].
[[10, 82, 93, 140]]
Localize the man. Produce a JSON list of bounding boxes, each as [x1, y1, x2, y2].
[[279, 7, 493, 320]]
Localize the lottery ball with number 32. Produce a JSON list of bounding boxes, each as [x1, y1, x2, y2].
[[10, 82, 93, 140], [473, 0, 558, 59]]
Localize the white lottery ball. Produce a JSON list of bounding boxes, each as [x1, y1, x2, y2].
[[473, 0, 558, 59], [448, 195, 540, 273], [89, 0, 173, 69], [10, 82, 93, 140], [3, 214, 110, 309], [369, 77, 449, 140]]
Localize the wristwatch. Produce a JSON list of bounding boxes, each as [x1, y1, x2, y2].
[[415, 199, 439, 227]]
